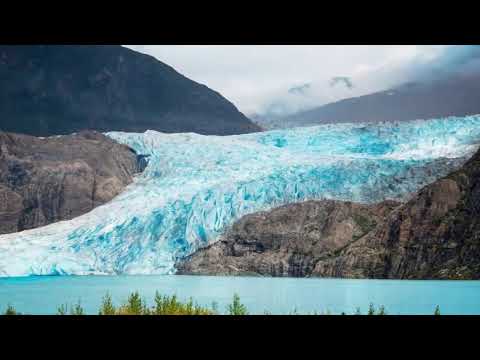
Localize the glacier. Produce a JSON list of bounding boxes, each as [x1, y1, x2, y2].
[[1, 115, 480, 277]]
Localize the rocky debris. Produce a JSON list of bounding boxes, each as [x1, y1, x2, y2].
[[0, 130, 142, 234], [178, 148, 480, 279]]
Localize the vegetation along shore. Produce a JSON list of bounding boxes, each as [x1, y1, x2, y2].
[[1, 292, 441, 315]]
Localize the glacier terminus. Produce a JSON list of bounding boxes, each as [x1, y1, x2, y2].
[[1, 116, 480, 276]]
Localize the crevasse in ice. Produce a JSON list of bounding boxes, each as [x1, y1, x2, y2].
[[1, 116, 480, 276]]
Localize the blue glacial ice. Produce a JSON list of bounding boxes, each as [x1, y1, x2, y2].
[[1, 116, 480, 276]]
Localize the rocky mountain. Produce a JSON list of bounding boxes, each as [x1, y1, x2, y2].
[[177, 147, 480, 279], [0, 130, 143, 235], [0, 45, 261, 136], [258, 74, 480, 129]]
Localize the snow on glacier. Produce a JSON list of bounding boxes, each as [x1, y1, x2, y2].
[[1, 115, 480, 277]]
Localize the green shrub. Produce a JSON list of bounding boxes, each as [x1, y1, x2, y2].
[[367, 303, 376, 315], [57, 303, 69, 315], [353, 214, 377, 234], [1, 292, 424, 316], [99, 293, 116, 315], [70, 300, 85, 315], [56, 300, 85, 315], [227, 293, 248, 315], [117, 291, 148, 315], [4, 304, 17, 315], [289, 307, 299, 315], [211, 301, 219, 314], [147, 292, 214, 315]]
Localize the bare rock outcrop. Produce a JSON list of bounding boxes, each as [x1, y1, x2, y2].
[[0, 130, 142, 234], [176, 200, 399, 276]]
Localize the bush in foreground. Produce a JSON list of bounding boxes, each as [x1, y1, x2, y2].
[[3, 304, 18, 315], [98, 291, 217, 315], [227, 293, 248, 315], [2, 294, 442, 316]]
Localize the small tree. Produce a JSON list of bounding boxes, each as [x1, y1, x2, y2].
[[153, 292, 164, 315], [290, 307, 299, 315], [120, 291, 146, 315], [377, 305, 386, 315], [152, 292, 214, 315], [4, 304, 17, 315], [367, 303, 376, 315], [434, 305, 441, 316], [154, 292, 179, 315], [354, 307, 362, 315], [99, 293, 116, 315], [211, 301, 219, 315], [57, 304, 68, 315], [127, 291, 143, 314], [185, 298, 194, 314], [227, 293, 248, 315], [70, 300, 85, 315]]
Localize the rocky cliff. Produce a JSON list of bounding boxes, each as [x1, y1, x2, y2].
[[313, 147, 480, 279], [177, 148, 480, 279], [0, 45, 261, 136], [176, 200, 399, 276], [0, 130, 142, 235]]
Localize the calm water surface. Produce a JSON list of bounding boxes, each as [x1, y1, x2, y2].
[[1, 275, 479, 315]]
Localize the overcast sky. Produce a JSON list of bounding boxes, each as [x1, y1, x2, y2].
[[125, 45, 456, 116]]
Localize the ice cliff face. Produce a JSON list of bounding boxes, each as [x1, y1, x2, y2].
[[1, 116, 480, 276]]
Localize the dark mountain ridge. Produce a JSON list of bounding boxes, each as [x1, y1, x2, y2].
[[0, 45, 261, 136]]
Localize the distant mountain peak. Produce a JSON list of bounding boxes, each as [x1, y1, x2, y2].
[[288, 83, 312, 95], [329, 76, 354, 89]]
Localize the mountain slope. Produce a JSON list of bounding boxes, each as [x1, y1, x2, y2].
[[0, 45, 261, 136], [265, 74, 480, 128]]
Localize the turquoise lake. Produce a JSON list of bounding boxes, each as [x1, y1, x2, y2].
[[1, 275, 479, 315]]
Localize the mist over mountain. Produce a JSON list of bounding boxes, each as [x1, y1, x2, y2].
[[254, 46, 480, 129], [0, 45, 261, 136]]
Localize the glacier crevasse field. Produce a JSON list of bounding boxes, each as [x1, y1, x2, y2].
[[1, 116, 480, 276]]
